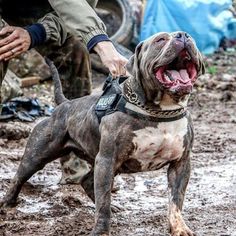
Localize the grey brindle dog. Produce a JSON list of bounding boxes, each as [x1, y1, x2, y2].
[[0, 32, 204, 236]]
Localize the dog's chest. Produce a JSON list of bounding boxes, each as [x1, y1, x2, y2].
[[130, 118, 188, 171]]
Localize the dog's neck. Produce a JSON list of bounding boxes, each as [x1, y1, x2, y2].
[[123, 77, 189, 112], [155, 93, 189, 110]]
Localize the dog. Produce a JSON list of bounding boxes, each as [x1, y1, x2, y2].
[[0, 31, 204, 236]]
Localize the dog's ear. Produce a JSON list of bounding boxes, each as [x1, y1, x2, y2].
[[126, 41, 143, 76]]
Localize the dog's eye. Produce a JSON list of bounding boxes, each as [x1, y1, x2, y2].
[[155, 38, 166, 43]]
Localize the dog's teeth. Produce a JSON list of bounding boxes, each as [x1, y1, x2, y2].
[[165, 72, 174, 81], [185, 52, 191, 60]]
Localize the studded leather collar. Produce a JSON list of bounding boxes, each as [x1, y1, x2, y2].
[[95, 75, 187, 123]]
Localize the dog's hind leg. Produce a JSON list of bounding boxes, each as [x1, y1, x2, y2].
[[81, 169, 95, 202], [167, 150, 195, 236], [0, 118, 68, 208]]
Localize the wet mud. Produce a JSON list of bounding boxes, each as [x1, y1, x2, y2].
[[0, 51, 236, 236]]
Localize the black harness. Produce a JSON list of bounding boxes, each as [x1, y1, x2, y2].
[[95, 75, 127, 123], [95, 75, 187, 123]]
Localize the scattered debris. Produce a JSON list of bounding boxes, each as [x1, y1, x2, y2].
[[0, 122, 32, 140], [0, 97, 54, 122]]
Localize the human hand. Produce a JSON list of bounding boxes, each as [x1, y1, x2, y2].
[[94, 41, 128, 77], [0, 26, 31, 61]]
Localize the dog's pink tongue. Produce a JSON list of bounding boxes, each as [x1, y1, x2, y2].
[[167, 69, 189, 82]]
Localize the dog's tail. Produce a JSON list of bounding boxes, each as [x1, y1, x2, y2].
[[45, 58, 68, 105]]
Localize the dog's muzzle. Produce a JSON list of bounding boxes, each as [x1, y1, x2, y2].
[[155, 49, 197, 96], [154, 32, 200, 96]]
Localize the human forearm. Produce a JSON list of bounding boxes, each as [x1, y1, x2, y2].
[[48, 0, 128, 76], [93, 41, 128, 77]]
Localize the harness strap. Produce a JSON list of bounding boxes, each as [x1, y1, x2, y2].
[[95, 75, 187, 123]]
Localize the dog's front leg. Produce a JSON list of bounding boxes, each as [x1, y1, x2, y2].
[[167, 154, 195, 236], [92, 150, 115, 236]]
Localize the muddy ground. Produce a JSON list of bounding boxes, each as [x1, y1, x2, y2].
[[0, 49, 236, 236]]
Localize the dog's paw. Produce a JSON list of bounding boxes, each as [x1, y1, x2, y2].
[[169, 209, 196, 236], [170, 225, 196, 236], [0, 200, 8, 215], [91, 225, 110, 236], [0, 200, 6, 209], [91, 234, 109, 236], [0, 198, 17, 210], [91, 230, 109, 236]]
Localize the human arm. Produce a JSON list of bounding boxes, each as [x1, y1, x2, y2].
[[0, 12, 68, 61], [0, 0, 128, 75], [0, 26, 31, 61], [48, 0, 128, 76]]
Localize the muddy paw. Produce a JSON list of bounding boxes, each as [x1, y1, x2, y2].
[[0, 198, 17, 209], [0, 200, 6, 209], [91, 231, 109, 236], [91, 234, 109, 236], [91, 226, 110, 236], [0, 200, 7, 214], [170, 226, 196, 236]]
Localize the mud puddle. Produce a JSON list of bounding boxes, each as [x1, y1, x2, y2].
[[0, 51, 236, 235], [0, 137, 235, 236]]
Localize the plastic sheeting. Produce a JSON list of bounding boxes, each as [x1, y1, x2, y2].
[[0, 97, 54, 122], [140, 0, 236, 54]]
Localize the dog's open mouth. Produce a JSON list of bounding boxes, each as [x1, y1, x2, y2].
[[155, 49, 198, 95]]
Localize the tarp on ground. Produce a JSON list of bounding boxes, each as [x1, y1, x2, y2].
[[140, 0, 236, 54]]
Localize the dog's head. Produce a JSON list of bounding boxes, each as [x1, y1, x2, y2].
[[127, 31, 205, 101]]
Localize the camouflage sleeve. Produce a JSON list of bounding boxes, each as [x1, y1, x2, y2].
[[38, 12, 69, 46], [48, 0, 108, 45]]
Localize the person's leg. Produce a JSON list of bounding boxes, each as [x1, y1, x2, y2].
[[0, 20, 9, 104], [0, 15, 91, 182], [37, 35, 92, 184], [0, 61, 8, 103], [38, 35, 92, 99]]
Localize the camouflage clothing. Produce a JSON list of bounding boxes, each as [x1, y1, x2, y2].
[[0, 0, 108, 100], [1, 0, 107, 47], [37, 34, 92, 99], [47, 0, 107, 45], [0, 0, 108, 183]]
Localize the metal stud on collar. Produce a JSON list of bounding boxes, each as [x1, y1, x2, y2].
[[124, 80, 186, 119]]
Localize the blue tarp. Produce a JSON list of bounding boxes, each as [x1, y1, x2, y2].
[[140, 0, 236, 54]]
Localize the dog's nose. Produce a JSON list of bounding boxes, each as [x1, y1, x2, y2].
[[174, 32, 189, 43]]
